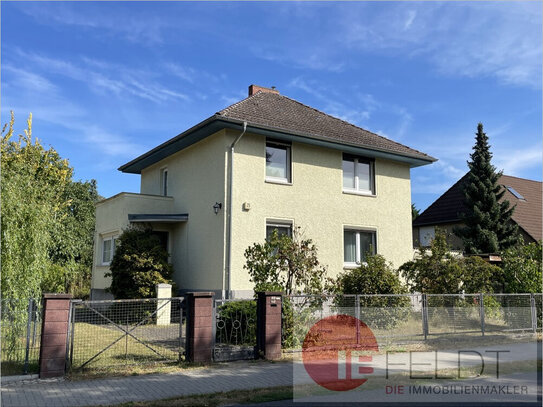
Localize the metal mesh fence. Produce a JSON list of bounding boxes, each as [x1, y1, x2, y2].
[[69, 297, 185, 371], [1, 298, 42, 375], [534, 293, 543, 330], [213, 299, 257, 361], [285, 293, 538, 348], [483, 293, 534, 332], [426, 294, 482, 335]]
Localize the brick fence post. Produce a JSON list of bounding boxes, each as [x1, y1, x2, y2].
[[39, 293, 72, 378], [186, 292, 214, 363], [256, 291, 282, 360]]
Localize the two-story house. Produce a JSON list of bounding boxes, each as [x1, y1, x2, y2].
[[91, 85, 436, 299]]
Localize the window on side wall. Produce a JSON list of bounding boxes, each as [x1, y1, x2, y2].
[[266, 140, 291, 183], [102, 236, 117, 265], [343, 229, 376, 266], [160, 168, 168, 196], [419, 226, 435, 247], [266, 221, 293, 240], [342, 154, 374, 195]]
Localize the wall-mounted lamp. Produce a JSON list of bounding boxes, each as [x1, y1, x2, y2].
[[213, 202, 222, 215]]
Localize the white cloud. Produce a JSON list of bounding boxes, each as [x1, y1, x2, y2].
[[17, 3, 168, 44], [340, 3, 542, 88], [2, 59, 147, 161], [495, 144, 543, 176], [12, 50, 190, 104], [404, 10, 417, 30], [2, 65, 57, 93]]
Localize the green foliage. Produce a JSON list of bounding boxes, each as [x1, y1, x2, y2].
[[500, 241, 542, 293], [107, 226, 174, 299], [1, 112, 97, 300], [243, 227, 327, 295], [400, 229, 500, 294], [454, 123, 520, 254], [330, 254, 410, 328], [216, 300, 257, 345], [244, 227, 327, 347], [411, 203, 420, 220], [331, 254, 408, 296]]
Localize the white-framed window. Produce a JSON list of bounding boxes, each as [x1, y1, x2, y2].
[[101, 236, 118, 265], [343, 229, 376, 266], [160, 168, 168, 196], [266, 221, 293, 240], [265, 139, 291, 183], [342, 154, 374, 195]]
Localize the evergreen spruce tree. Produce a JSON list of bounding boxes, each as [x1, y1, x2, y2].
[[454, 123, 519, 254]]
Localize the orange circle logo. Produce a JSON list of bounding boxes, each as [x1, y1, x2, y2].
[[302, 314, 379, 391]]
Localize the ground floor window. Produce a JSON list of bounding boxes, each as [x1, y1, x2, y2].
[[266, 221, 292, 240], [101, 236, 118, 265], [344, 229, 376, 266]]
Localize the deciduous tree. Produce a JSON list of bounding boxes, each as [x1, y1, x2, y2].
[[243, 227, 327, 295]]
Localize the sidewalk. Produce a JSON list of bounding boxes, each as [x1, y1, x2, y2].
[[1, 342, 537, 407], [1, 361, 293, 407]]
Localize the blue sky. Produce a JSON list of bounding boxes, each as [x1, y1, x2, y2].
[[2, 1, 541, 211]]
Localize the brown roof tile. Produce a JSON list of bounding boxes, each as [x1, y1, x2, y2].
[[217, 91, 435, 162], [414, 174, 542, 242]]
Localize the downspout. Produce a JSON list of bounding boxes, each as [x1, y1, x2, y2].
[[224, 121, 247, 299]]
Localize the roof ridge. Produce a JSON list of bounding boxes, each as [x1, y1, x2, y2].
[[217, 91, 263, 116], [499, 174, 542, 184], [277, 93, 433, 160], [414, 172, 469, 224]]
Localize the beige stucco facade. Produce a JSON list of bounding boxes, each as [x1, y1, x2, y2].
[[138, 130, 228, 293], [92, 193, 174, 293], [92, 128, 416, 298], [228, 130, 413, 293]]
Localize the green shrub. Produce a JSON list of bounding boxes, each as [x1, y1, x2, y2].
[[400, 230, 500, 294], [106, 225, 173, 299], [281, 296, 325, 348], [330, 254, 410, 329], [500, 241, 542, 294], [216, 300, 257, 346]]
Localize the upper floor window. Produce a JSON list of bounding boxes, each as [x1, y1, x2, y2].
[[102, 236, 117, 265], [342, 154, 374, 195], [344, 229, 376, 266], [266, 140, 291, 183], [160, 168, 168, 196]]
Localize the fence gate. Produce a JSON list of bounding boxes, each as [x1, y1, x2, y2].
[[68, 297, 185, 371], [213, 299, 257, 362]]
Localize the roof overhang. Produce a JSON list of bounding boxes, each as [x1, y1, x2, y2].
[[119, 117, 436, 174], [128, 214, 188, 223], [413, 219, 461, 227]]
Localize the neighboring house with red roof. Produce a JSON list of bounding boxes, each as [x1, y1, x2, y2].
[[413, 174, 542, 250], [91, 85, 436, 299]]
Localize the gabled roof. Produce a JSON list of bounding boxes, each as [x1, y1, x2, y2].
[[413, 174, 542, 242], [217, 91, 435, 162], [119, 90, 436, 174]]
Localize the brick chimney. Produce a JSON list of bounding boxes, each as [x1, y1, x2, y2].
[[248, 84, 279, 97]]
